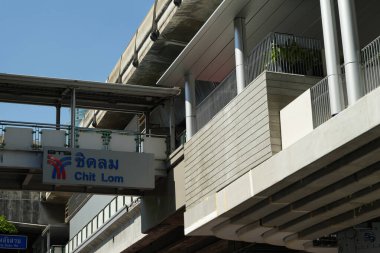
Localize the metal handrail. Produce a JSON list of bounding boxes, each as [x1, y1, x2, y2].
[[0, 120, 167, 150], [311, 35, 380, 127]]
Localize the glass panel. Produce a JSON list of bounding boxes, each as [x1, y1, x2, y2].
[[98, 210, 104, 227], [104, 204, 110, 222], [82, 226, 87, 241], [87, 222, 92, 236], [92, 216, 98, 232], [110, 198, 117, 216], [78, 231, 82, 245], [117, 196, 124, 211]]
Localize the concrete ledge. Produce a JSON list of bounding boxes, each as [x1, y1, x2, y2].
[[184, 86, 380, 250]]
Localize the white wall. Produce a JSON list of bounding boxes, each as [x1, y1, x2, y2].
[[280, 89, 314, 149]]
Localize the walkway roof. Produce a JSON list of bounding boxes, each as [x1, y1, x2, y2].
[[0, 73, 180, 113]]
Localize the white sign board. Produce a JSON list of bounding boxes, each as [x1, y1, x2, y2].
[[43, 147, 155, 189]]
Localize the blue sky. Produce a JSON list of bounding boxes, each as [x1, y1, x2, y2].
[[0, 0, 154, 124]]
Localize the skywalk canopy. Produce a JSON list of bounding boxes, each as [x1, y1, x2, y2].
[[0, 73, 181, 113]]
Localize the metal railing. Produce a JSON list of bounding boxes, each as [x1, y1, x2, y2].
[[362, 35, 380, 94], [64, 196, 140, 253], [0, 120, 167, 152], [194, 33, 323, 133], [311, 35, 380, 127], [196, 69, 237, 130], [247, 32, 324, 84], [310, 77, 331, 128]]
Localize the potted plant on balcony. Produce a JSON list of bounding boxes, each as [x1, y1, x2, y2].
[[269, 38, 322, 76]]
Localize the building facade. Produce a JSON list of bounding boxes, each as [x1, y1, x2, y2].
[[3, 0, 380, 252]]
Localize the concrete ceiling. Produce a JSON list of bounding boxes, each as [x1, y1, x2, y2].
[[96, 0, 223, 129]]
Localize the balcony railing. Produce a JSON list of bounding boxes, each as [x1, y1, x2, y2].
[[247, 32, 324, 84], [196, 69, 237, 130], [195, 33, 323, 132], [64, 196, 140, 253], [311, 35, 380, 127]]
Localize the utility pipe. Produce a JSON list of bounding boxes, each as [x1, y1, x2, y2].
[[234, 17, 246, 94], [184, 74, 196, 141], [320, 0, 345, 115], [337, 0, 362, 105]]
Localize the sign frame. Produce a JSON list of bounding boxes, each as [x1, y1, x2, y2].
[[42, 147, 155, 189], [0, 234, 28, 250]]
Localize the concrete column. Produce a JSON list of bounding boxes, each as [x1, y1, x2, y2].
[[70, 88, 76, 148], [337, 0, 362, 105], [169, 97, 176, 152], [320, 0, 345, 115], [55, 104, 61, 130], [234, 17, 246, 94], [184, 74, 196, 141]]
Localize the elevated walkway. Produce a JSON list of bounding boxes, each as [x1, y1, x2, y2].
[[0, 73, 180, 194], [0, 121, 168, 194]]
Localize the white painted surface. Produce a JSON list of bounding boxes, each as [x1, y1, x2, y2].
[[143, 136, 167, 160], [280, 90, 314, 149], [41, 129, 66, 148], [77, 131, 103, 150], [4, 127, 33, 150], [109, 134, 137, 152]]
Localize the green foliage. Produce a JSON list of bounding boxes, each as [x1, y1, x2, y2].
[[0, 215, 18, 234], [269, 39, 322, 75]]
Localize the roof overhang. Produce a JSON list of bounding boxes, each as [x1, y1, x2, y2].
[[0, 73, 181, 113], [157, 0, 380, 87]]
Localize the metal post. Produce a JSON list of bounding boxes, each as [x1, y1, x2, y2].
[[320, 0, 345, 115], [185, 74, 196, 141], [337, 0, 362, 105], [55, 104, 61, 130], [71, 88, 76, 148], [144, 111, 150, 135], [234, 17, 246, 94], [46, 231, 50, 253], [169, 97, 176, 152]]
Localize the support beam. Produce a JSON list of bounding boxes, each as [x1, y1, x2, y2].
[[55, 104, 61, 130], [337, 0, 362, 105], [234, 17, 246, 94], [185, 74, 196, 141], [320, 0, 345, 116], [22, 173, 33, 186], [70, 88, 76, 148], [169, 97, 176, 152], [144, 111, 150, 134]]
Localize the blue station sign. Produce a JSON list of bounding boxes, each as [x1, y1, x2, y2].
[[0, 234, 27, 250], [42, 147, 155, 189]]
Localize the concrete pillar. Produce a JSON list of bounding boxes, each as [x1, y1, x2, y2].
[[169, 98, 176, 152], [70, 88, 76, 148], [184, 74, 196, 141], [234, 17, 246, 94], [320, 0, 345, 116], [337, 0, 362, 105]]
